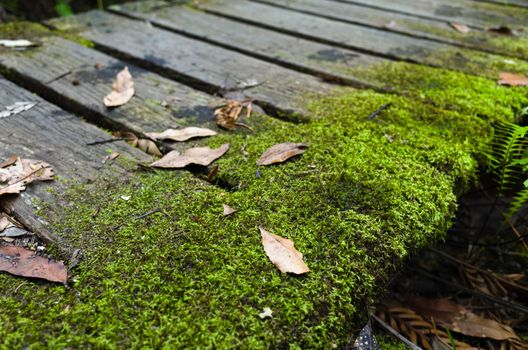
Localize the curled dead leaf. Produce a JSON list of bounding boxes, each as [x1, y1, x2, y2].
[[112, 131, 139, 146], [257, 142, 308, 166], [0, 245, 67, 283], [259, 227, 309, 274], [102, 152, 120, 164], [0, 155, 17, 169], [147, 127, 217, 142], [151, 144, 229, 168], [0, 157, 54, 197], [104, 66, 135, 107], [137, 139, 162, 157], [450, 22, 470, 34], [214, 99, 253, 130], [498, 72, 528, 87], [487, 26, 517, 36], [223, 204, 236, 216]]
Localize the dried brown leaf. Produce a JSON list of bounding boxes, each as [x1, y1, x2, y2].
[[257, 142, 308, 166], [112, 131, 138, 146], [137, 139, 162, 157], [0, 158, 54, 197], [487, 26, 516, 36], [405, 297, 519, 341], [223, 204, 236, 216], [498, 72, 528, 87], [151, 144, 229, 168], [0, 155, 17, 169], [214, 100, 253, 130], [259, 227, 309, 274], [147, 127, 217, 142], [0, 245, 67, 283], [0, 215, 11, 232], [450, 22, 470, 34], [103, 66, 135, 107]]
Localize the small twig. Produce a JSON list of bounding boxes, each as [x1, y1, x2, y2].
[[86, 138, 127, 146], [367, 102, 392, 120], [111, 208, 165, 231], [372, 314, 423, 350]]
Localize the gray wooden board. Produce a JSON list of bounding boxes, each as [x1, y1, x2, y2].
[[256, 0, 528, 59], [335, 0, 528, 28], [0, 76, 150, 250], [197, 0, 528, 79], [111, 1, 386, 88], [0, 37, 222, 137], [50, 11, 337, 119]]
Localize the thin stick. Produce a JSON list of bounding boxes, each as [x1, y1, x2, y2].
[[367, 102, 392, 120], [372, 314, 423, 350], [86, 138, 127, 146]]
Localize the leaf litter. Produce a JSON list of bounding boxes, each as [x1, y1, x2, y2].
[[259, 227, 309, 275], [151, 144, 229, 168], [0, 39, 37, 48], [147, 127, 217, 142], [449, 22, 470, 34], [0, 101, 38, 119], [214, 99, 253, 130], [0, 157, 54, 197], [257, 143, 309, 166], [0, 245, 67, 284], [104, 66, 135, 107], [498, 72, 528, 87], [223, 204, 236, 216]]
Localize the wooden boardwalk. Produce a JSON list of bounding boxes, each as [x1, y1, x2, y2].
[[0, 0, 528, 347]]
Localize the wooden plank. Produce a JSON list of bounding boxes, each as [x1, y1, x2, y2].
[[0, 36, 221, 136], [197, 0, 528, 79], [110, 1, 386, 87], [49, 11, 337, 120], [334, 0, 528, 28], [0, 76, 150, 251], [255, 0, 528, 59], [473, 0, 528, 8]]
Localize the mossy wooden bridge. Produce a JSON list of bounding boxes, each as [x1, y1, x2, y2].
[[1, 0, 528, 348]]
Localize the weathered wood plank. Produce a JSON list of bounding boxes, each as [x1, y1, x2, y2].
[[255, 0, 528, 59], [474, 0, 528, 8], [0, 76, 149, 250], [110, 1, 386, 87], [335, 0, 528, 28], [50, 11, 337, 120], [0, 37, 221, 136], [197, 0, 528, 79]]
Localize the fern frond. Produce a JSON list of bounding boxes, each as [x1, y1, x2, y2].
[[487, 122, 528, 193], [508, 185, 528, 217]]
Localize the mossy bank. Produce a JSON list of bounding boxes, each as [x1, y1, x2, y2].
[[1, 55, 528, 349]]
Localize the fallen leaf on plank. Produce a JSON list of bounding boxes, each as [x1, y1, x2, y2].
[[259, 227, 309, 274], [450, 22, 470, 34], [102, 152, 120, 164], [104, 66, 135, 107], [137, 139, 162, 157], [0, 155, 17, 169], [0, 101, 37, 119], [147, 127, 217, 142], [0, 214, 13, 232], [0, 157, 54, 197], [214, 100, 253, 130], [257, 143, 308, 166], [0, 245, 67, 283], [223, 204, 236, 216], [0, 39, 36, 48], [151, 144, 229, 168], [498, 72, 528, 86], [487, 26, 516, 36], [112, 131, 138, 146]]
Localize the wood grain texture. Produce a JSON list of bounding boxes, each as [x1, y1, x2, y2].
[[0, 36, 221, 135], [335, 0, 528, 28], [197, 0, 528, 79], [49, 10, 337, 119], [256, 0, 528, 59], [0, 76, 149, 251], [111, 1, 386, 87]]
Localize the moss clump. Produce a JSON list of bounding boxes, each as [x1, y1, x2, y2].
[[350, 62, 528, 122], [0, 78, 508, 348]]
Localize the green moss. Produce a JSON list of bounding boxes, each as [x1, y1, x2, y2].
[[0, 21, 94, 49]]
